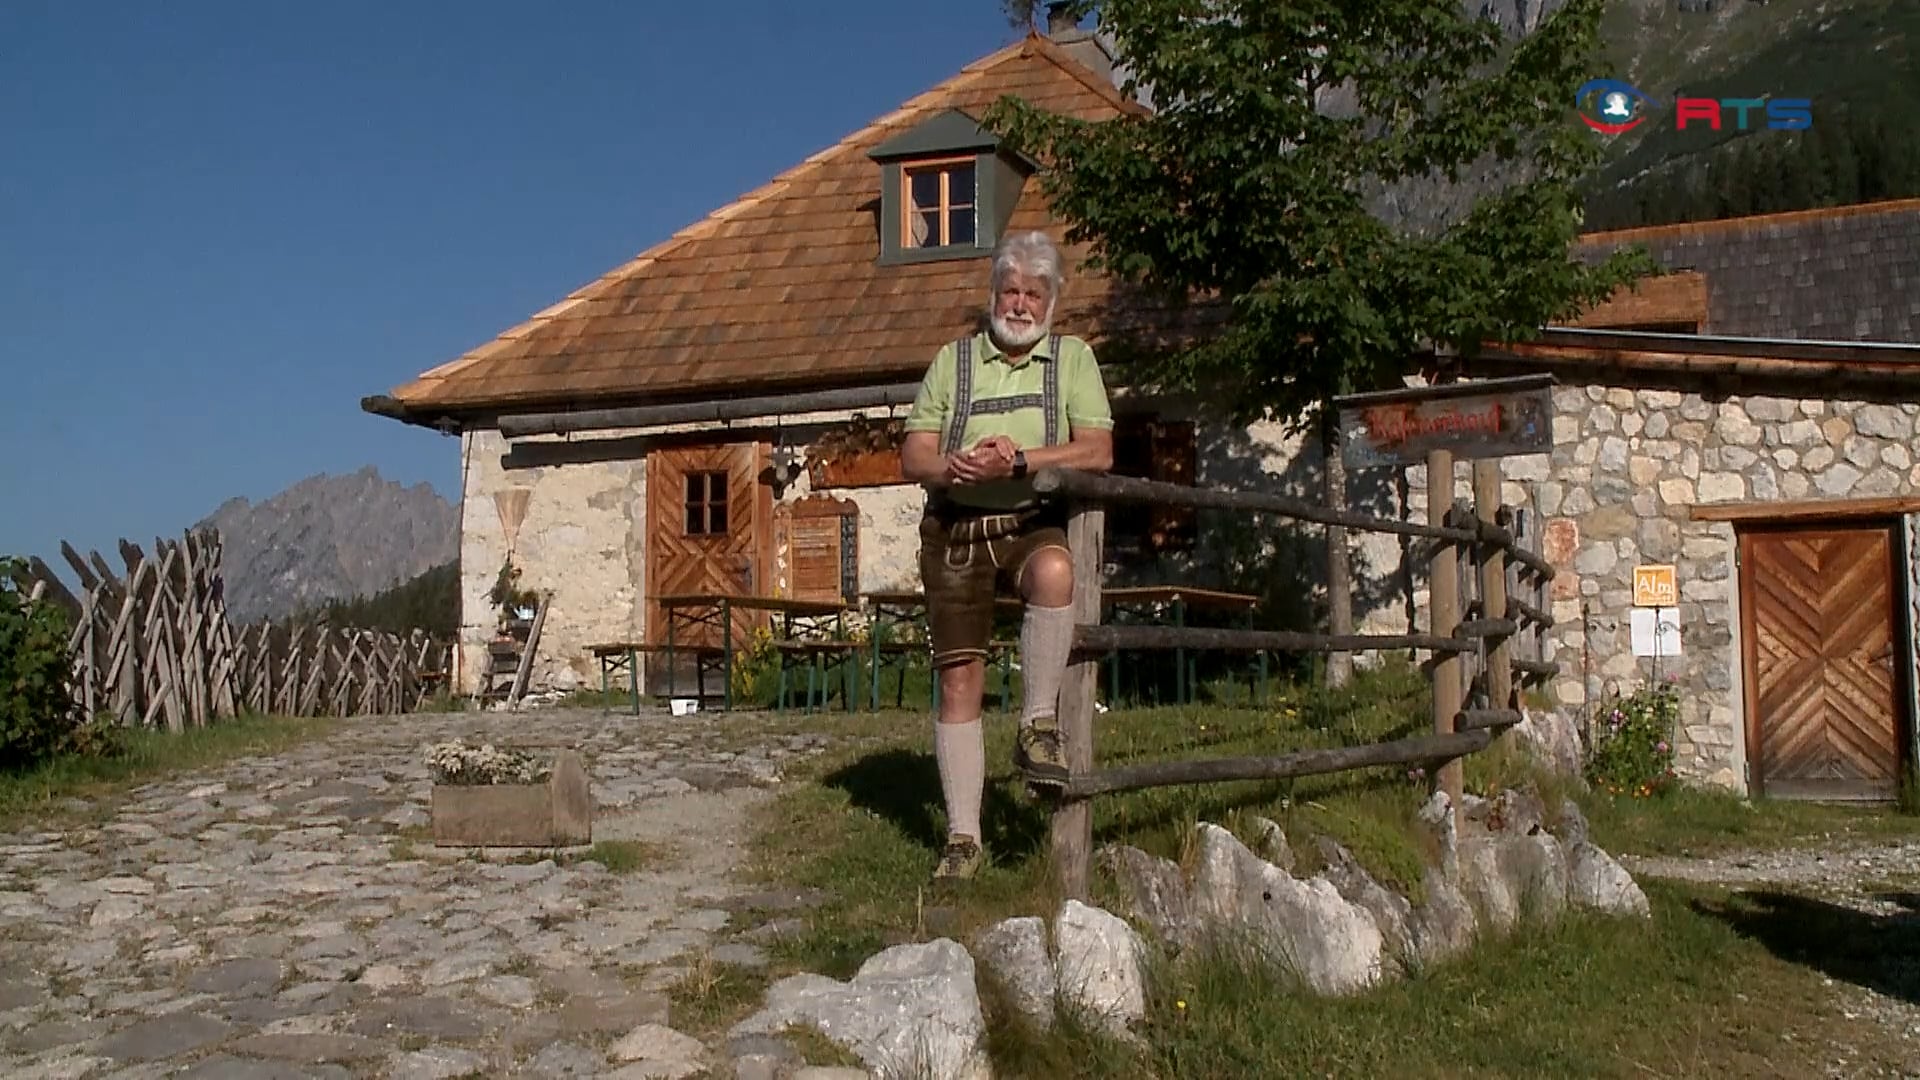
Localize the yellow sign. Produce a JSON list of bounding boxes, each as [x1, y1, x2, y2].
[[1633, 564, 1677, 608]]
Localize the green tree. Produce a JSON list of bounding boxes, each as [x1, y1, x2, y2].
[[1, 557, 76, 770], [1001, 0, 1050, 27], [987, 0, 1650, 680], [313, 559, 459, 639]]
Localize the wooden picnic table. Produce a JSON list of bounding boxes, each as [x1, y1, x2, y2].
[[859, 586, 1265, 708], [1101, 585, 1260, 611], [652, 593, 852, 711], [859, 591, 1036, 713], [1102, 585, 1263, 706]]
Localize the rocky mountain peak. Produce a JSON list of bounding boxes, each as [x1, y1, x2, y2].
[[196, 467, 457, 625]]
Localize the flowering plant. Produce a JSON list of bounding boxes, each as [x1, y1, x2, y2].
[[487, 557, 540, 623], [789, 610, 873, 645], [1585, 679, 1680, 798], [427, 740, 551, 786], [732, 626, 779, 703]]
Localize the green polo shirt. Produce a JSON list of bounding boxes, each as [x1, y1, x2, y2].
[[904, 331, 1113, 510]]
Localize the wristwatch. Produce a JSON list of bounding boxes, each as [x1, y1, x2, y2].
[[1011, 450, 1029, 479]]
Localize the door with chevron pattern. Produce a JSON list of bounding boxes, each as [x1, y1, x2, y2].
[[1739, 523, 1909, 800], [646, 442, 774, 649]]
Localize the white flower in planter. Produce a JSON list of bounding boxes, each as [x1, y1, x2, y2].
[[426, 740, 552, 786]]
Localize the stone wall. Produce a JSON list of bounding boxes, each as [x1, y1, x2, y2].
[[1111, 412, 1421, 645], [1383, 385, 1920, 794], [461, 380, 1920, 783], [457, 429, 646, 697], [458, 414, 943, 699]]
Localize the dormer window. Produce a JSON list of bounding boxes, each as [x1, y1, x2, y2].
[[868, 108, 1034, 266], [903, 157, 977, 250]]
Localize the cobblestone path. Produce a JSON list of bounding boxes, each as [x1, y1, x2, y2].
[[0, 707, 843, 1079]]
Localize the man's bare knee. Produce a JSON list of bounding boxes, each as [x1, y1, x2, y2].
[[937, 660, 986, 723], [1021, 547, 1074, 607]]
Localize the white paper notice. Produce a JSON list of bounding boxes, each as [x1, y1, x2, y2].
[[1630, 607, 1681, 657]]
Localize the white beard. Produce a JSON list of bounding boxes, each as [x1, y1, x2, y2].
[[990, 310, 1051, 352]]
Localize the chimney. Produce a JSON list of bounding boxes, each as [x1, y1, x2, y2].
[[1044, 2, 1120, 85]]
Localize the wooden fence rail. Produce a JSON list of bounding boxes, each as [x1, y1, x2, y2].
[[15, 528, 452, 732], [1031, 461, 1560, 899]]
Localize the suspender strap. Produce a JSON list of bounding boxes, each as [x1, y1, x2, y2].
[[944, 333, 1064, 451], [1043, 333, 1063, 447], [943, 335, 973, 456]]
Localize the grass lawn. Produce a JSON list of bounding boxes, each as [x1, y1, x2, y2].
[[694, 664, 1920, 1078], [0, 713, 340, 831]]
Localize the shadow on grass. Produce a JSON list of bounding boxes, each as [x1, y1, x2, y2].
[[819, 738, 1421, 877], [1694, 888, 1920, 1006], [819, 748, 1053, 865]]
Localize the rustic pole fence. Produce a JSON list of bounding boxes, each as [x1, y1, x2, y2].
[[1429, 448, 1466, 811], [15, 528, 455, 735], [1027, 374, 1562, 900]]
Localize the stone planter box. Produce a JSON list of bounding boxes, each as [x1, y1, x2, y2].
[[430, 750, 592, 848]]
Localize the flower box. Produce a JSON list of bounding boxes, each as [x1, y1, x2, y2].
[[809, 448, 904, 489], [428, 745, 592, 848]]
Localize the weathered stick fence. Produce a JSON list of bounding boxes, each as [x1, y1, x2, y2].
[[1031, 376, 1562, 899], [16, 528, 452, 732]]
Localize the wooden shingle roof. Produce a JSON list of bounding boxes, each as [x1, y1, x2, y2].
[[376, 33, 1143, 423], [1574, 198, 1920, 343]]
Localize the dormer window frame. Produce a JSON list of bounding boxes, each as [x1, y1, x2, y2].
[[869, 108, 1035, 267], [899, 154, 980, 253]]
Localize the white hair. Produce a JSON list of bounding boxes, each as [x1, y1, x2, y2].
[[989, 230, 1067, 301]]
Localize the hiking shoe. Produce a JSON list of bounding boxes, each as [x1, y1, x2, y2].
[[933, 835, 984, 882], [1016, 719, 1069, 786]]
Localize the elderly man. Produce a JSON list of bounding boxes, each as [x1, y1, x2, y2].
[[899, 230, 1115, 883]]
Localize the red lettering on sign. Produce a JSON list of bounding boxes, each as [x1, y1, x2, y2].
[[1361, 402, 1504, 448]]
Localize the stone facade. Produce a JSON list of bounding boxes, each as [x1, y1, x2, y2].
[[458, 378, 1920, 798], [1143, 379, 1920, 796], [455, 414, 933, 698], [1520, 386, 1920, 792], [456, 405, 1472, 698], [456, 429, 647, 696], [1374, 383, 1920, 795]]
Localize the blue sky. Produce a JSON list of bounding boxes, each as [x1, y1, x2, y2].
[[2, 1, 1032, 574]]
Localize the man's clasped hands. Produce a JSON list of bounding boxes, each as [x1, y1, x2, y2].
[[946, 435, 1020, 484]]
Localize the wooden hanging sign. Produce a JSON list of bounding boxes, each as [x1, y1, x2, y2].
[[1336, 374, 1555, 468]]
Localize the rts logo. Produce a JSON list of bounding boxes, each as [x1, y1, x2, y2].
[[1574, 79, 1813, 133], [1575, 79, 1654, 134]]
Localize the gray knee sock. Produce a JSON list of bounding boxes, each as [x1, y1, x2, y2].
[[934, 718, 984, 842], [1020, 603, 1075, 729]]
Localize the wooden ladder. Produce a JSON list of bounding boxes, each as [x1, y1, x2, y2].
[[480, 592, 551, 710]]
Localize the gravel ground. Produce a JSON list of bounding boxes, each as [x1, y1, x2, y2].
[[1624, 838, 1920, 1079]]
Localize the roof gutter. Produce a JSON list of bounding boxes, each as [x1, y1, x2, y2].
[[1472, 341, 1920, 391], [1524, 326, 1920, 364], [360, 394, 462, 435], [496, 381, 927, 439]]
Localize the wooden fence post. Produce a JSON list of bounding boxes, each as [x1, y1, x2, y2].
[[1473, 461, 1514, 721], [1052, 501, 1105, 901], [1427, 449, 1464, 818]]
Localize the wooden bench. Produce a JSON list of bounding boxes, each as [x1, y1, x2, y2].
[[867, 641, 925, 710], [918, 639, 1023, 714], [771, 640, 865, 713], [589, 642, 728, 712]]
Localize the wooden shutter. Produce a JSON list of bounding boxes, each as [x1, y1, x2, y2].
[[775, 496, 859, 602]]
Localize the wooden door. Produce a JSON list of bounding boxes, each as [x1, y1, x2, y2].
[[1741, 524, 1906, 800], [647, 442, 774, 648]]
